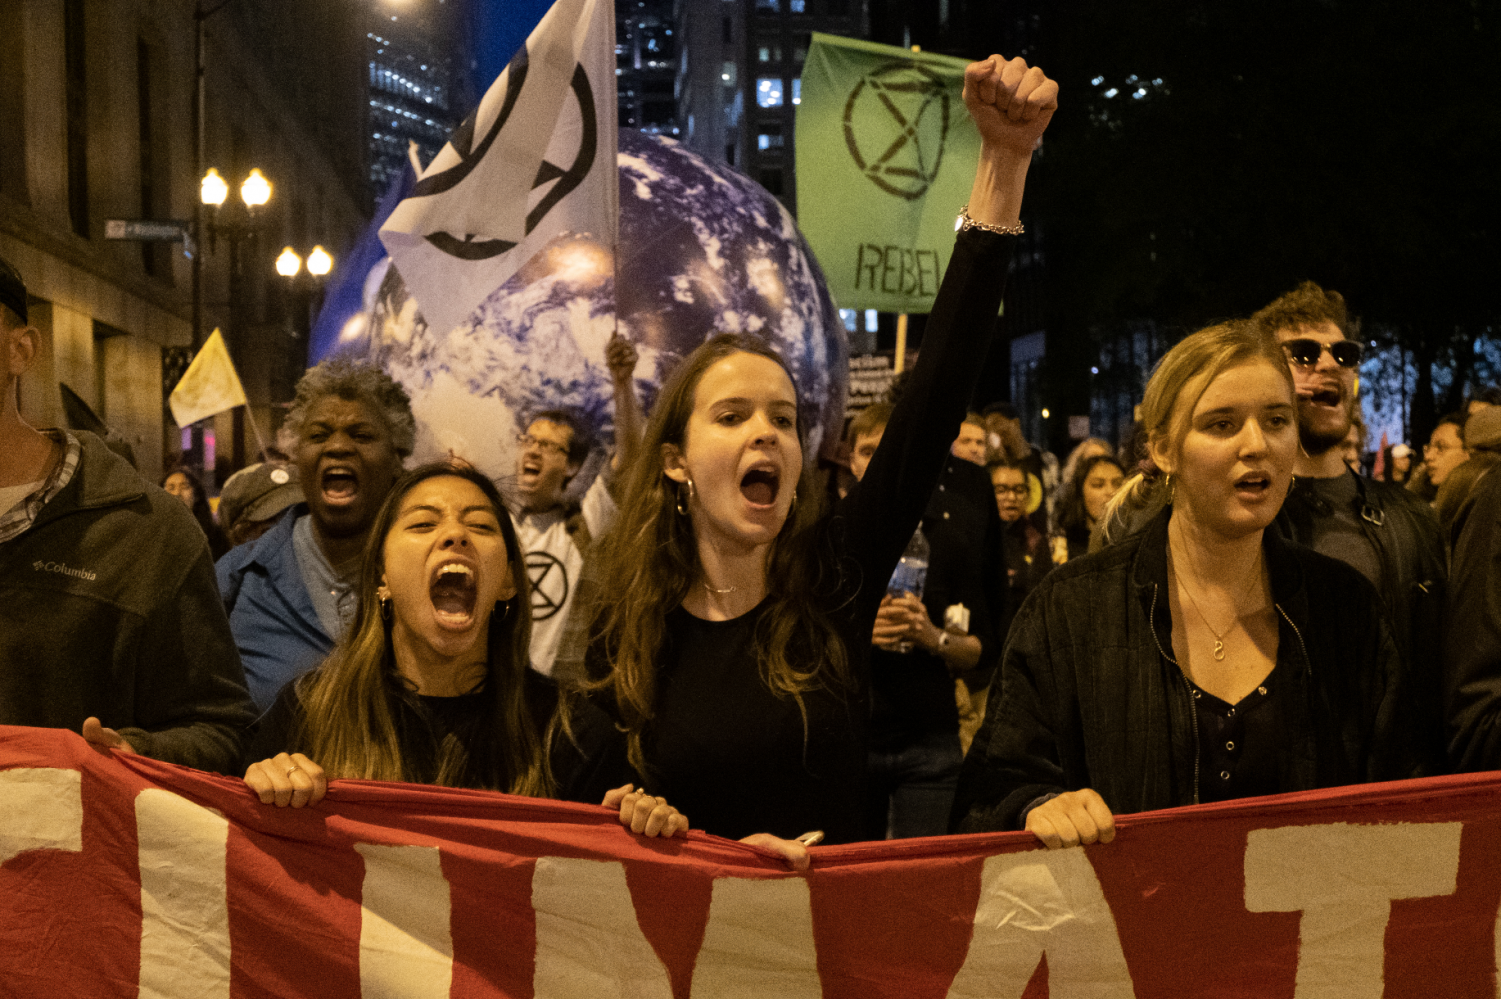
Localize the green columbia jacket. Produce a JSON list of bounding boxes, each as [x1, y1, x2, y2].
[[0, 432, 255, 771]]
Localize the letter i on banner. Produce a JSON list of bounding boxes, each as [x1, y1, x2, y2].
[[356, 844, 454, 999], [947, 848, 1134, 999], [1245, 821, 1462, 999], [137, 789, 230, 999], [532, 857, 673, 999]]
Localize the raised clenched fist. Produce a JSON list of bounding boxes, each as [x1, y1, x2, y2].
[[963, 56, 1058, 155]]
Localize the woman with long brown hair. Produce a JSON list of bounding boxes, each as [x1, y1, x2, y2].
[[244, 461, 687, 838], [954, 321, 1433, 847], [583, 55, 1057, 858]]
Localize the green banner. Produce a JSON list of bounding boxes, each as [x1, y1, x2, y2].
[[796, 34, 979, 315]]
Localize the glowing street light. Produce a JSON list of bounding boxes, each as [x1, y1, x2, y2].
[[275, 246, 302, 278], [306, 245, 334, 277], [240, 168, 272, 209], [200, 167, 228, 207]]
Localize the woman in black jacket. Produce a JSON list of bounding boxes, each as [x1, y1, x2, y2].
[[954, 321, 1431, 847]]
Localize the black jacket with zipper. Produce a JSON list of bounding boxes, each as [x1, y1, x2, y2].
[[953, 506, 1434, 834], [1272, 472, 1446, 704]]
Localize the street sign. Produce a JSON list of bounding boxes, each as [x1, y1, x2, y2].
[[105, 219, 190, 242]]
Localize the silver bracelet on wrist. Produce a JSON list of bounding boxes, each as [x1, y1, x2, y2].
[[955, 204, 1025, 237]]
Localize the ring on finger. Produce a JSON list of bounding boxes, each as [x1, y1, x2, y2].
[[286, 766, 301, 777]]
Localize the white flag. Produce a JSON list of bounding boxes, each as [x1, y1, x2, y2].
[[379, 0, 618, 336], [168, 329, 248, 428]]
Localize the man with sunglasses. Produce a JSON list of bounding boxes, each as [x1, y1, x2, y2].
[[511, 334, 643, 679], [1254, 282, 1446, 754]]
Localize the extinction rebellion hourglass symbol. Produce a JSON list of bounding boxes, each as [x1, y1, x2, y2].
[[842, 60, 952, 201]]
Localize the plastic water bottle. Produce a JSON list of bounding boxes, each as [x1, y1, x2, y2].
[[886, 526, 929, 653]]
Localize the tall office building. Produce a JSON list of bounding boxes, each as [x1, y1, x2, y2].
[[619, 0, 681, 135], [0, 0, 368, 481], [365, 1, 474, 206], [676, 0, 860, 213]]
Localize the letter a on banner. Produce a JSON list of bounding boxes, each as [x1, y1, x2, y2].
[[947, 848, 1134, 999], [379, 0, 619, 336], [1245, 821, 1462, 999]]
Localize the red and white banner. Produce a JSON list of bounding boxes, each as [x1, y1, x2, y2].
[[4, 725, 1501, 998]]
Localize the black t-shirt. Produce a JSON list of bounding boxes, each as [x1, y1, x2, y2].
[[247, 669, 624, 805], [585, 228, 1018, 844], [1291, 471, 1384, 591], [625, 602, 866, 843]]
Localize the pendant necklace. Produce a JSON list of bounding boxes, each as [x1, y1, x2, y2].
[[703, 580, 738, 596], [1170, 535, 1263, 662]]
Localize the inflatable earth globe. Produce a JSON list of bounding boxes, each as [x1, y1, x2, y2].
[[351, 129, 848, 495]]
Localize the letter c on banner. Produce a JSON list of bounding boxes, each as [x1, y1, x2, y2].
[[946, 848, 1134, 999], [1244, 821, 1463, 999]]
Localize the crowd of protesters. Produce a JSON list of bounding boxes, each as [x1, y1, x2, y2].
[[6, 53, 1501, 868]]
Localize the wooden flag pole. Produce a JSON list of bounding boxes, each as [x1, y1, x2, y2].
[[243, 404, 271, 461], [894, 313, 908, 374]]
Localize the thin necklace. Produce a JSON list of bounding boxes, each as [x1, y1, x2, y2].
[[703, 579, 738, 596], [1170, 531, 1263, 662]]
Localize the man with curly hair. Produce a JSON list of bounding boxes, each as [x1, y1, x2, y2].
[[218, 359, 414, 711]]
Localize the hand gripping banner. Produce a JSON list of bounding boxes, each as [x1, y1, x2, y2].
[[4, 725, 1501, 998]]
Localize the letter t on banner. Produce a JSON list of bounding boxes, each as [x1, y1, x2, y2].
[[1244, 821, 1463, 999]]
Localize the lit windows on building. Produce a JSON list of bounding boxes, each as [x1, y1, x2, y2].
[[756, 77, 783, 107]]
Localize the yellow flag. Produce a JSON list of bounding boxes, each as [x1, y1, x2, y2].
[[168, 329, 248, 428]]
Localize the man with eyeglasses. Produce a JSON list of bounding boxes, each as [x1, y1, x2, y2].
[[511, 335, 643, 680], [1422, 413, 1469, 490], [1254, 282, 1446, 748]]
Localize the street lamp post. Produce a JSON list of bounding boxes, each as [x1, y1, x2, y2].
[[274, 244, 336, 341], [200, 166, 273, 470]]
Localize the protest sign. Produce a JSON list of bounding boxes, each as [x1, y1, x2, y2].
[[4, 726, 1500, 997], [797, 35, 980, 315]]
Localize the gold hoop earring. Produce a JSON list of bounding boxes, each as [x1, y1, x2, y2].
[[495, 599, 511, 621], [380, 596, 393, 622], [676, 477, 695, 516]]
